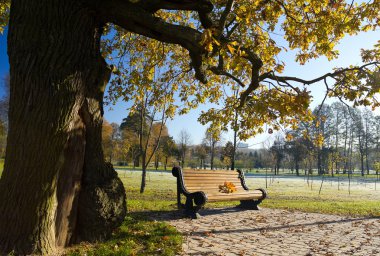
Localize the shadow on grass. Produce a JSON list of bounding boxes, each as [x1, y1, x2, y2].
[[131, 206, 263, 222], [66, 212, 183, 256], [134, 206, 380, 230]]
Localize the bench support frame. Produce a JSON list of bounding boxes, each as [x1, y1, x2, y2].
[[237, 199, 261, 210], [172, 167, 267, 219], [172, 167, 207, 219]]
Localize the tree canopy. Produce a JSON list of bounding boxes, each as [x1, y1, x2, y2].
[[98, 0, 380, 140], [1, 1, 379, 139]]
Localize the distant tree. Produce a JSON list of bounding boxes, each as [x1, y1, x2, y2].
[[312, 105, 332, 174], [194, 144, 208, 169], [362, 109, 373, 175], [120, 112, 148, 167], [138, 110, 169, 193], [161, 136, 177, 170], [177, 130, 191, 168], [221, 141, 235, 170], [270, 136, 285, 175], [352, 109, 366, 176], [151, 123, 169, 170], [102, 120, 114, 162], [203, 128, 221, 170], [373, 116, 380, 169], [121, 129, 140, 167], [285, 137, 308, 176], [252, 151, 264, 169], [120, 110, 149, 135]]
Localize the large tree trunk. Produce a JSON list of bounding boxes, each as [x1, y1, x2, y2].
[[0, 1, 126, 254], [75, 57, 126, 242]]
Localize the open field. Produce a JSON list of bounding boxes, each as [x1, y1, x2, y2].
[[118, 169, 380, 217]]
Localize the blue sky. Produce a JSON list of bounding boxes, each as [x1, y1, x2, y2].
[[0, 27, 379, 147]]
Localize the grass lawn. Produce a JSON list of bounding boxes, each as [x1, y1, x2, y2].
[[118, 170, 380, 217], [67, 215, 182, 256]]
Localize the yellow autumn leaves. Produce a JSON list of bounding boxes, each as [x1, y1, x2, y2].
[[99, 1, 380, 144], [219, 181, 237, 194], [0, 0, 10, 34]]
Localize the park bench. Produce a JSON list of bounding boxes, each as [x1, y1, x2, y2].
[[172, 167, 267, 218]]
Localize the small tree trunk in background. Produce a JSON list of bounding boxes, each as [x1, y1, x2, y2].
[[231, 124, 238, 171], [360, 154, 365, 176], [210, 142, 215, 170], [295, 161, 300, 176], [343, 121, 348, 174], [164, 156, 168, 171], [317, 150, 322, 175], [140, 154, 147, 193]]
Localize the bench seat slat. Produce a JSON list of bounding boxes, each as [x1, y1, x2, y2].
[[183, 170, 238, 174], [183, 176, 239, 180], [185, 185, 245, 190], [184, 179, 239, 183], [207, 191, 263, 197], [183, 172, 239, 176], [207, 195, 263, 202], [183, 178, 241, 183], [208, 191, 264, 199]]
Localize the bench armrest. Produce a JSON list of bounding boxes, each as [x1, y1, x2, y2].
[[256, 188, 268, 200]]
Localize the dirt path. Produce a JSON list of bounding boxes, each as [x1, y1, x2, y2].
[[161, 208, 380, 256]]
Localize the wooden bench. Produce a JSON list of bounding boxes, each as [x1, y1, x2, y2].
[[172, 167, 267, 218]]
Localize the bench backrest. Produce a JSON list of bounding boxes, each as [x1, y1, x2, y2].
[[182, 169, 245, 193]]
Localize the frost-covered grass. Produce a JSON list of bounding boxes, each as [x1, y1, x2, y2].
[[120, 170, 380, 217]]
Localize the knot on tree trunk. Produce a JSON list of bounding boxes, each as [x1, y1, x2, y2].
[[75, 163, 126, 243]]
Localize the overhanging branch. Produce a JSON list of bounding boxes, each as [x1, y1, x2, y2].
[[96, 0, 208, 83], [259, 62, 379, 84]]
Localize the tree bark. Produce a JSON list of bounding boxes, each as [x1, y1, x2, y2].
[[0, 1, 126, 254], [75, 56, 126, 242]]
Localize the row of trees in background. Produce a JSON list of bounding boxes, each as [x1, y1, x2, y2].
[[101, 114, 229, 172], [274, 102, 380, 176], [2, 81, 379, 178], [101, 102, 380, 177]]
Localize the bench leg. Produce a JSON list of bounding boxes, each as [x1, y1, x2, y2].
[[184, 197, 202, 219], [237, 200, 262, 210]]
